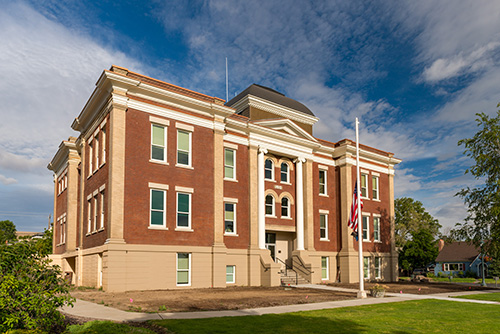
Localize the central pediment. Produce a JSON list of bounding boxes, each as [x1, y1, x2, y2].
[[251, 118, 318, 142]]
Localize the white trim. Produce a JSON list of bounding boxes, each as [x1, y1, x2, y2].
[[177, 129, 192, 167], [264, 158, 274, 181], [175, 186, 194, 193], [224, 202, 237, 235], [99, 184, 106, 192], [151, 123, 167, 163], [319, 209, 330, 214], [176, 192, 192, 229], [149, 116, 170, 126], [150, 189, 166, 228], [321, 256, 329, 280], [223, 197, 239, 203], [362, 214, 370, 242], [176, 122, 194, 132], [224, 148, 236, 181], [265, 194, 275, 216], [320, 213, 328, 241], [372, 171, 380, 176], [149, 182, 169, 191], [226, 265, 236, 284], [319, 169, 327, 196], [280, 196, 291, 218], [176, 253, 191, 286], [373, 216, 381, 242], [223, 142, 238, 150], [280, 162, 290, 184]]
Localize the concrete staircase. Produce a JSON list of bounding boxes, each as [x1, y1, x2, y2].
[[280, 269, 309, 286]]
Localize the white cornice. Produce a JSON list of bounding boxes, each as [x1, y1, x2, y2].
[[231, 95, 318, 126], [252, 118, 318, 142]]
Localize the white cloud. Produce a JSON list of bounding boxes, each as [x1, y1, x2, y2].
[[394, 167, 422, 198], [0, 174, 17, 185]]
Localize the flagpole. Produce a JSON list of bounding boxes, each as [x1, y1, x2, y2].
[[356, 117, 367, 299]]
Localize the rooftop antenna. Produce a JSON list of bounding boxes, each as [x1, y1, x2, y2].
[[225, 57, 229, 102]]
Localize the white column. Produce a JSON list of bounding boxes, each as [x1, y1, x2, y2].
[[295, 157, 305, 251], [258, 147, 268, 249]]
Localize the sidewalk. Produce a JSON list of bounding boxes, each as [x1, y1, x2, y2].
[[60, 285, 500, 322]]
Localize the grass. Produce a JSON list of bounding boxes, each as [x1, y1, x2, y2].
[[431, 277, 497, 284], [153, 300, 500, 334], [65, 321, 154, 334], [454, 292, 500, 302]]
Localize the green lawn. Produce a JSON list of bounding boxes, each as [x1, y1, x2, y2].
[[65, 321, 155, 334], [455, 292, 500, 302], [153, 300, 500, 334]]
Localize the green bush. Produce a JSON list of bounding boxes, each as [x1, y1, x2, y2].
[[465, 270, 477, 278], [427, 272, 435, 278], [0, 239, 74, 333]]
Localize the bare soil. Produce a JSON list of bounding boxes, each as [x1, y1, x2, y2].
[[328, 281, 494, 295], [70, 281, 495, 314], [70, 286, 355, 313]]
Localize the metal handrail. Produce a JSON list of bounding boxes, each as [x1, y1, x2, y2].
[[292, 255, 313, 279], [276, 257, 298, 285]]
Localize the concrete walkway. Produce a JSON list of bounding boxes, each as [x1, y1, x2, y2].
[[61, 285, 500, 322]]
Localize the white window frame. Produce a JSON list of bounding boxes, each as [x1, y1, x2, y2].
[[265, 194, 275, 217], [93, 196, 98, 232], [87, 199, 92, 234], [100, 190, 105, 230], [224, 202, 236, 235], [264, 159, 274, 180], [362, 215, 370, 241], [176, 192, 192, 229], [280, 162, 289, 183], [373, 216, 381, 242], [321, 256, 329, 280], [364, 256, 370, 279], [59, 217, 63, 244], [226, 265, 235, 284], [176, 253, 191, 286], [375, 257, 382, 279], [319, 169, 327, 196], [176, 129, 192, 167], [150, 189, 167, 228], [320, 213, 328, 240], [281, 197, 290, 218], [101, 127, 106, 165], [361, 173, 368, 198], [444, 263, 464, 271], [372, 175, 379, 200], [151, 123, 167, 163], [224, 148, 236, 180], [88, 140, 93, 176], [94, 134, 99, 171]]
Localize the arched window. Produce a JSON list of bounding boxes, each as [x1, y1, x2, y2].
[[280, 162, 289, 183], [265, 195, 274, 216], [265, 159, 274, 180], [281, 197, 290, 218]]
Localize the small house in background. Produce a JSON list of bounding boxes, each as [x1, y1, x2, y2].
[[434, 240, 488, 278], [16, 231, 44, 239]]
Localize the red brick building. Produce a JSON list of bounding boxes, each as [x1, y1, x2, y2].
[[48, 66, 401, 291]]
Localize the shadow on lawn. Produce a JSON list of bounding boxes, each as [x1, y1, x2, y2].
[[154, 313, 413, 334]]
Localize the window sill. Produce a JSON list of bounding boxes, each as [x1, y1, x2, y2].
[[175, 227, 194, 232], [98, 228, 105, 232], [56, 243, 65, 247], [224, 233, 239, 237], [150, 159, 169, 166], [320, 238, 330, 242], [265, 215, 277, 219], [281, 181, 291, 185], [149, 226, 169, 230], [99, 162, 106, 168], [176, 164, 194, 170], [176, 283, 191, 287], [372, 199, 381, 202], [362, 239, 371, 243], [319, 193, 329, 197], [265, 179, 276, 183], [374, 240, 382, 243], [224, 178, 238, 182], [91, 230, 98, 235], [281, 216, 292, 220]]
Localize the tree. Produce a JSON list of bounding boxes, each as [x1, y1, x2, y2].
[[399, 229, 439, 273], [455, 110, 500, 258], [0, 237, 73, 332], [394, 197, 441, 248], [0, 220, 17, 244]]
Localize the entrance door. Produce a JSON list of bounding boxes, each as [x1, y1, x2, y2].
[[265, 233, 276, 261]]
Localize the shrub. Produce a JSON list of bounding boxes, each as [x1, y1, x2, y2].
[[427, 272, 435, 278], [465, 270, 477, 278], [0, 239, 74, 333]]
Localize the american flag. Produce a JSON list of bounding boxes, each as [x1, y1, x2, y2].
[[348, 182, 363, 234]]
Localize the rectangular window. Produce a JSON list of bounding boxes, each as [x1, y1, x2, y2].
[[373, 216, 380, 242], [224, 203, 236, 234], [362, 215, 369, 241], [361, 174, 368, 198], [88, 141, 93, 175], [59, 218, 63, 244], [177, 130, 191, 166], [321, 256, 329, 280], [319, 170, 327, 195], [444, 263, 464, 271], [372, 175, 379, 200], [224, 149, 235, 179], [226, 265, 235, 283], [375, 257, 382, 279], [62, 217, 66, 244], [87, 200, 92, 233], [100, 190, 105, 230], [94, 196, 98, 232], [177, 192, 191, 228], [101, 128, 106, 165], [94, 135, 99, 170], [364, 257, 370, 279], [177, 253, 191, 286], [320, 214, 328, 240], [150, 189, 166, 227], [280, 163, 289, 183], [151, 124, 166, 162]]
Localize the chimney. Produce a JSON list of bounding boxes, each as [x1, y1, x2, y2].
[[438, 239, 445, 251]]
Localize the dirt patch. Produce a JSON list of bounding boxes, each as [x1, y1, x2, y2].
[[70, 286, 355, 313], [328, 281, 494, 295]]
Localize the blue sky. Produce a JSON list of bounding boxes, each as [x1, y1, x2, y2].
[[1, 0, 500, 233]]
